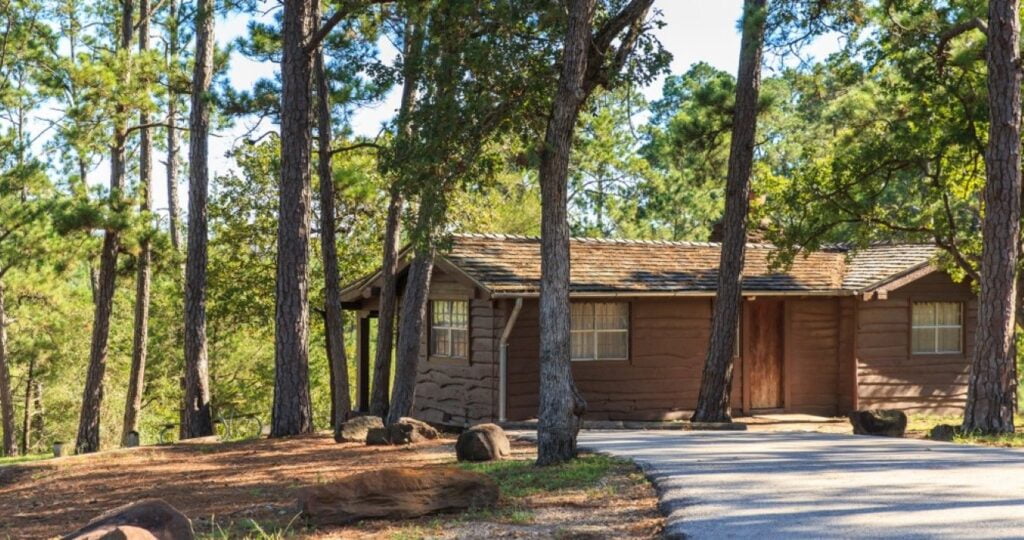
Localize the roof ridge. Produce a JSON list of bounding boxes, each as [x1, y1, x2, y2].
[[452, 232, 781, 249]]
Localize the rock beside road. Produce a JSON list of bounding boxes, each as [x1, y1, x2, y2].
[[456, 424, 511, 462], [336, 415, 384, 443], [929, 424, 960, 442], [297, 467, 498, 525], [848, 409, 907, 437], [63, 499, 194, 540]]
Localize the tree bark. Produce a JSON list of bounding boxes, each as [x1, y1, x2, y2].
[[692, 0, 767, 424], [272, 0, 316, 437], [20, 355, 34, 455], [536, 0, 595, 466], [123, 0, 153, 447], [76, 0, 133, 454], [370, 13, 423, 417], [166, 0, 182, 252], [182, 0, 215, 439], [963, 0, 1021, 434], [385, 248, 434, 425], [315, 49, 352, 431], [0, 284, 15, 456]]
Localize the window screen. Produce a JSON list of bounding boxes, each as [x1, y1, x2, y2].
[[571, 302, 629, 361], [911, 302, 962, 354]]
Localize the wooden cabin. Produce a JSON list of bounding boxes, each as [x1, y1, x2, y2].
[[341, 234, 976, 425]]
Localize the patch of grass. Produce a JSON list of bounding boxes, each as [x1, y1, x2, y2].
[[907, 413, 1024, 446], [460, 454, 630, 499], [954, 432, 1024, 447], [0, 453, 49, 466], [905, 413, 962, 433], [197, 514, 301, 540]]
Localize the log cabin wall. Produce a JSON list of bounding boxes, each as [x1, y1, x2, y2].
[[506, 297, 744, 421], [411, 269, 503, 426], [783, 298, 842, 416], [854, 271, 976, 414]]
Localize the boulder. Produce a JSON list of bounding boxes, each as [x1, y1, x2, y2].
[[336, 415, 384, 443], [365, 417, 439, 445], [930, 424, 959, 442], [297, 467, 498, 525], [456, 424, 511, 462], [63, 499, 193, 540], [848, 409, 907, 437]]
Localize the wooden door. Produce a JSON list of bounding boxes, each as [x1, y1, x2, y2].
[[745, 299, 784, 409]]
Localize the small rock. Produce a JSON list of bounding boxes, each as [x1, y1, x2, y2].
[[297, 467, 498, 526], [456, 424, 511, 462], [848, 409, 907, 437], [365, 417, 439, 445], [930, 424, 959, 442], [365, 427, 390, 446], [393, 417, 439, 441], [336, 415, 384, 443], [62, 499, 194, 540]]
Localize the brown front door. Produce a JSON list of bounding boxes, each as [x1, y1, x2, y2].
[[745, 299, 784, 409]]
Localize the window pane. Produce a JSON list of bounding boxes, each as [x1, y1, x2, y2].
[[571, 303, 594, 331], [451, 329, 468, 358], [937, 327, 961, 353], [912, 328, 935, 354], [912, 303, 935, 326], [451, 301, 468, 328], [433, 301, 449, 327], [597, 331, 628, 359], [436, 329, 450, 356], [571, 331, 593, 360], [936, 303, 961, 326], [595, 303, 628, 330]]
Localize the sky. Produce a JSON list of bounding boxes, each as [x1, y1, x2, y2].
[[115, 1, 843, 218]]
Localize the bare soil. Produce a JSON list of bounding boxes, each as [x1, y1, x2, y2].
[[0, 434, 662, 539]]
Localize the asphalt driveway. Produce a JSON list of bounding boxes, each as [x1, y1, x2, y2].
[[573, 430, 1024, 539]]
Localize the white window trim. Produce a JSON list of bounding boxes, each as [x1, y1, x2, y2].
[[431, 300, 469, 359], [911, 302, 963, 355], [570, 302, 630, 362]]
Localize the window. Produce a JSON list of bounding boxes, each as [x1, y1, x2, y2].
[[431, 300, 469, 358], [912, 302, 962, 354], [571, 302, 629, 361]]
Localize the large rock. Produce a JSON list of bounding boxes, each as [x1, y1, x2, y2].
[[365, 417, 439, 446], [456, 424, 511, 462], [297, 467, 498, 525], [848, 409, 907, 437], [63, 499, 193, 540], [336, 415, 384, 443], [930, 424, 960, 442]]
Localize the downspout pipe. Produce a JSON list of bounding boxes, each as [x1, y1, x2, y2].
[[498, 298, 523, 422]]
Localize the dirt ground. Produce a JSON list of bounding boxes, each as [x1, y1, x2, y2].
[[0, 434, 662, 539]]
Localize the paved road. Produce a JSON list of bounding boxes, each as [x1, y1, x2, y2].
[[572, 430, 1024, 539]]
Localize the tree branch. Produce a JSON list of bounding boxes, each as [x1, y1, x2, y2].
[[936, 17, 987, 74], [304, 0, 392, 54]]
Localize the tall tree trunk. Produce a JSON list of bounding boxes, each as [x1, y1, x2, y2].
[[315, 49, 352, 431], [385, 248, 434, 425], [370, 13, 423, 417], [964, 0, 1021, 434], [166, 0, 182, 252], [0, 283, 15, 456], [76, 0, 133, 454], [691, 0, 767, 424], [535, 0, 595, 466], [20, 356, 34, 455], [123, 0, 153, 447], [272, 0, 316, 437], [182, 0, 215, 439]]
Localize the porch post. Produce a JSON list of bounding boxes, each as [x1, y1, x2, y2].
[[357, 315, 371, 412]]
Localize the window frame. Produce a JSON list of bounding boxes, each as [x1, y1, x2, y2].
[[570, 301, 631, 362], [910, 301, 964, 356], [429, 299, 470, 360]]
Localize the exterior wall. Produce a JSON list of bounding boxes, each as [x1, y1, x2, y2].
[[784, 298, 842, 416], [855, 272, 977, 414], [411, 269, 503, 426], [507, 297, 744, 421]]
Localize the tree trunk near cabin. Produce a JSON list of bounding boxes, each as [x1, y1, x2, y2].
[[536, 0, 594, 466], [123, 0, 153, 446], [272, 0, 316, 437], [76, 0, 133, 454], [385, 249, 434, 425], [20, 356, 34, 455], [182, 0, 215, 439], [692, 0, 767, 424], [166, 0, 182, 252], [370, 13, 423, 418], [316, 49, 352, 430], [963, 0, 1021, 434], [0, 284, 15, 456]]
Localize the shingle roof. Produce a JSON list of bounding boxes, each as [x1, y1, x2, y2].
[[440, 234, 939, 296]]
